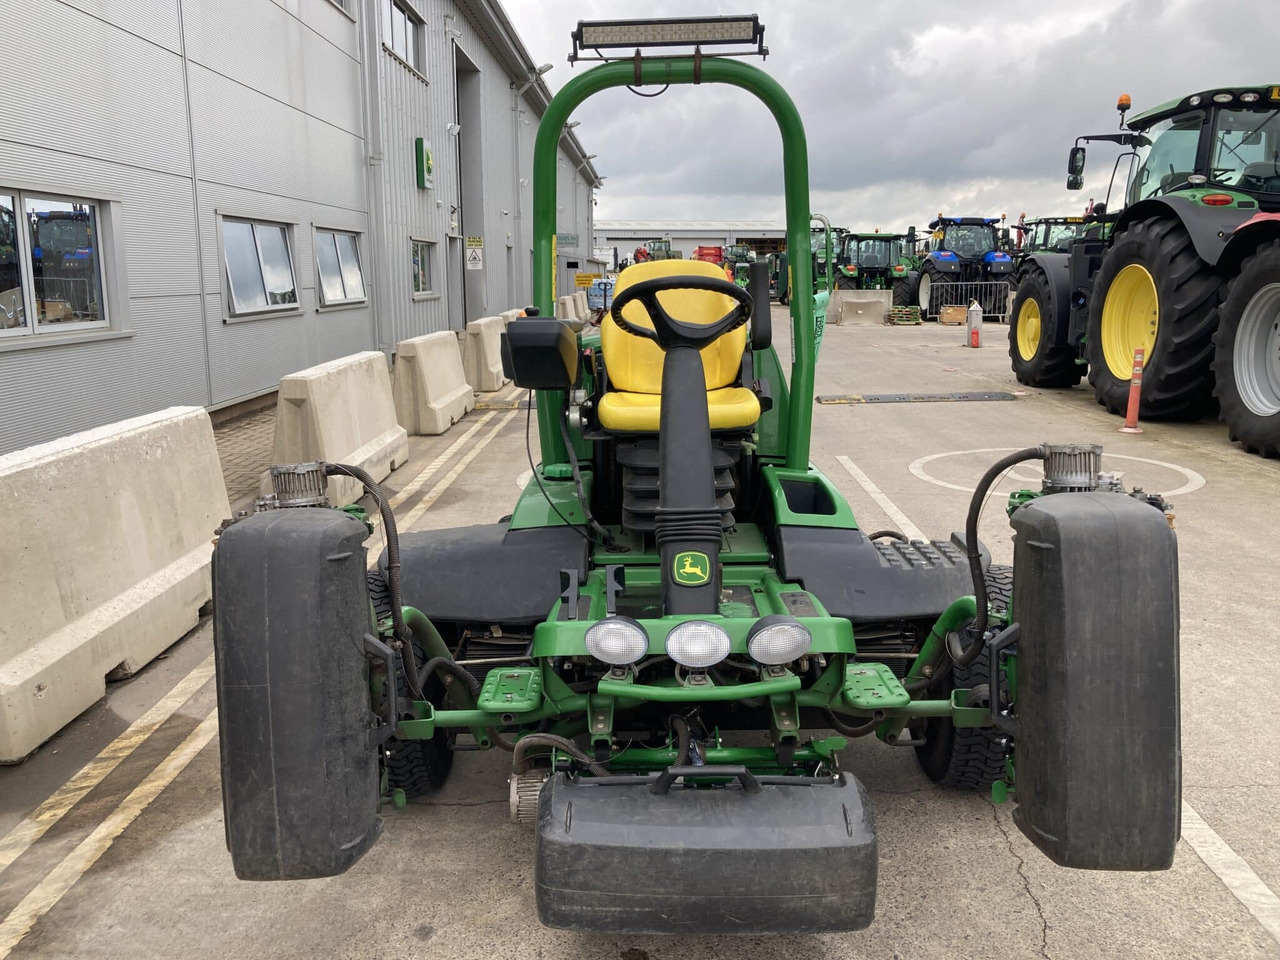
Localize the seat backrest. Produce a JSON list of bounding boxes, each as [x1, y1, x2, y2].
[[603, 259, 747, 395]]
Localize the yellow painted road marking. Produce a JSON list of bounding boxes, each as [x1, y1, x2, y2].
[[395, 409, 521, 534], [0, 391, 525, 952], [0, 655, 215, 876], [0, 711, 220, 958]]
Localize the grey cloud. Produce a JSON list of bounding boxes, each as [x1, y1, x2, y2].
[[504, 0, 1272, 229]]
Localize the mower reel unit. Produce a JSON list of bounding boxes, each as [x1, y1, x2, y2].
[[210, 16, 1184, 936]]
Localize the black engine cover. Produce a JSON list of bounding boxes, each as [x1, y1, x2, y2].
[[378, 523, 589, 626], [775, 526, 988, 624]]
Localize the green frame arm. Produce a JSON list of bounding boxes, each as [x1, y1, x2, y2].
[[531, 57, 815, 470]]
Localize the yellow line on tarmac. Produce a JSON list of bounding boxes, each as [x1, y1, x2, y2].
[[395, 408, 522, 533], [0, 711, 220, 958], [0, 655, 215, 876]]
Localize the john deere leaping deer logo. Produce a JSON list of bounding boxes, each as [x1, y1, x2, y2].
[[673, 551, 710, 586]]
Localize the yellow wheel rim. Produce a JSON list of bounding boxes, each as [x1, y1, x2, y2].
[[1101, 263, 1158, 380], [1016, 296, 1041, 361]]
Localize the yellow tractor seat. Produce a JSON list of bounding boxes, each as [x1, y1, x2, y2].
[[598, 259, 760, 433]]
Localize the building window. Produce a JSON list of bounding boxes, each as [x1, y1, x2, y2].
[[0, 189, 108, 337], [222, 218, 298, 317], [381, 0, 423, 72], [411, 239, 435, 297], [316, 229, 366, 305]]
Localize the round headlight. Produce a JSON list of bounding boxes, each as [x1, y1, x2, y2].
[[747, 615, 813, 665], [1213, 92, 1234, 104], [1240, 92, 1260, 103], [665, 620, 731, 669], [584, 617, 648, 665]]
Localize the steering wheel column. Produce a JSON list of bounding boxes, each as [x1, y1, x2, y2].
[[609, 276, 754, 615]]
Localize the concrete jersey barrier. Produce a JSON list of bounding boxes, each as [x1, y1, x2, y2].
[[264, 351, 408, 505], [556, 296, 575, 321], [394, 332, 475, 436], [575, 290, 590, 320], [460, 317, 509, 393], [499, 309, 523, 330], [0, 407, 230, 762]]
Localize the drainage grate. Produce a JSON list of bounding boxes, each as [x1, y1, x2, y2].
[[816, 391, 1018, 404]]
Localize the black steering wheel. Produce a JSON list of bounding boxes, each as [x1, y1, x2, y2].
[[610, 275, 753, 351]]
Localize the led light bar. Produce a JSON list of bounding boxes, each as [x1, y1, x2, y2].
[[571, 16, 766, 61]]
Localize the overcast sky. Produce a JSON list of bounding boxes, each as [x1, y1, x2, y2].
[[503, 0, 1273, 231]]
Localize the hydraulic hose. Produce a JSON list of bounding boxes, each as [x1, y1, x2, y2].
[[954, 444, 1047, 666], [512, 733, 613, 777], [867, 530, 908, 542], [824, 709, 885, 738], [558, 414, 621, 549], [324, 461, 425, 701], [416, 657, 481, 698], [670, 715, 692, 766]]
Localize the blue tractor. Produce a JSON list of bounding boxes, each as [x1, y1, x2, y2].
[[917, 216, 1015, 318]]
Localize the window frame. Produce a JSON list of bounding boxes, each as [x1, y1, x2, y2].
[[0, 188, 111, 339], [219, 214, 301, 322], [411, 237, 438, 300], [314, 227, 368, 308], [382, 0, 426, 76]]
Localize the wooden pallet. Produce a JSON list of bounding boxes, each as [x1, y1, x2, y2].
[[885, 306, 922, 325]]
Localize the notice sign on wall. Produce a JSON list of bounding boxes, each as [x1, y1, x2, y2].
[[465, 236, 483, 270], [575, 273, 601, 287]]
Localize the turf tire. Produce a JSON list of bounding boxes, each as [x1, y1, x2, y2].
[[914, 564, 1013, 790], [368, 570, 455, 796]]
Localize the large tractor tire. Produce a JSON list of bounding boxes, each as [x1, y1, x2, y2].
[[917, 260, 955, 319], [892, 274, 915, 307], [835, 273, 857, 290], [368, 571, 455, 796], [1009, 267, 1081, 387], [1085, 218, 1221, 420], [915, 565, 1012, 790], [1212, 240, 1280, 458]]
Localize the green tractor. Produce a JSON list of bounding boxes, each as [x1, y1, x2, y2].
[[834, 230, 922, 306], [1010, 88, 1280, 456], [211, 16, 1182, 935]]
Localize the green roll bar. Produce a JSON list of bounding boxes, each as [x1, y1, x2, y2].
[[531, 57, 815, 471]]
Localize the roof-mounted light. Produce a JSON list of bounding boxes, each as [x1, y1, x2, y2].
[[571, 16, 767, 62], [1240, 92, 1260, 103], [1213, 92, 1234, 104], [1188, 95, 1202, 106]]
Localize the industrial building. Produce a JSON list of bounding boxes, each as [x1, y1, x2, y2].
[[594, 219, 785, 268], [0, 0, 602, 454]]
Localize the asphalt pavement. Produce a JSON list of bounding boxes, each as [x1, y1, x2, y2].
[[2, 307, 1277, 959]]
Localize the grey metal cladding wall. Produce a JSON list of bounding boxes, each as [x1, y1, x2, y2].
[[376, 0, 599, 343], [186, 1, 374, 406], [0, 0, 205, 454], [377, 1, 451, 346]]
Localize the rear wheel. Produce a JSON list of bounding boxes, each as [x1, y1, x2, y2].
[[1212, 239, 1280, 458], [915, 565, 1012, 790], [892, 276, 914, 307], [1009, 267, 1082, 387], [918, 261, 955, 319], [835, 273, 857, 290], [368, 571, 455, 796], [1085, 218, 1222, 420]]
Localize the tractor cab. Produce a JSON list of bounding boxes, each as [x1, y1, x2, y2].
[[918, 216, 1015, 317]]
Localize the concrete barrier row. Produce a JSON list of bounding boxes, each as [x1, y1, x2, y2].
[[2, 306, 533, 760], [0, 407, 230, 762]]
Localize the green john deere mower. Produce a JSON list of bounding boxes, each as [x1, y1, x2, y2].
[[212, 16, 1182, 935]]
